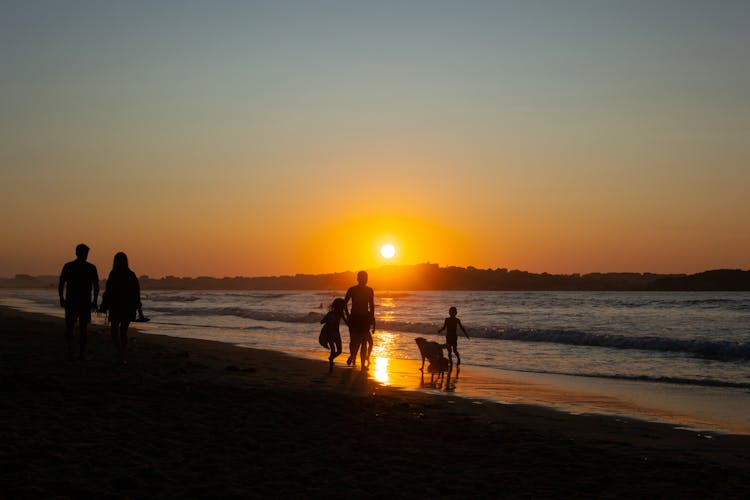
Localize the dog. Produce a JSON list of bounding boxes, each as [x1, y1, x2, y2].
[[414, 337, 449, 385]]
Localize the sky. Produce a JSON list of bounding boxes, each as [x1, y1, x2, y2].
[[1, 1, 749, 278]]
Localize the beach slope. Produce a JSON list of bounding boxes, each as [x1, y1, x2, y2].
[[1, 306, 749, 498]]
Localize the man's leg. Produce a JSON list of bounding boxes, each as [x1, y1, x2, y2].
[[64, 313, 76, 361], [359, 331, 368, 368], [364, 332, 373, 366], [347, 333, 360, 366], [78, 320, 88, 360]]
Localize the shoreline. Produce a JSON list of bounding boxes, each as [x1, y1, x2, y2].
[[2, 306, 750, 497], [3, 293, 750, 435], [285, 345, 750, 435]]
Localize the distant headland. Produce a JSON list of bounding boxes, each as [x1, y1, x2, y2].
[[3, 264, 749, 291]]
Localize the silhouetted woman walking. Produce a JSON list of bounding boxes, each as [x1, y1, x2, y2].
[[101, 252, 142, 365]]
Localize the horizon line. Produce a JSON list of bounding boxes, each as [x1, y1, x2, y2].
[[5, 264, 748, 281]]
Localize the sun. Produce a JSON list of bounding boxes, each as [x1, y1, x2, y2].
[[380, 243, 396, 259]]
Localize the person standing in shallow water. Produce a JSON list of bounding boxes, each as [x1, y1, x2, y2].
[[344, 270, 375, 368], [438, 306, 469, 366], [59, 243, 99, 361], [100, 252, 142, 365]]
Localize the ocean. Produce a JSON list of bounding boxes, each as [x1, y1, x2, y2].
[[3, 289, 749, 432]]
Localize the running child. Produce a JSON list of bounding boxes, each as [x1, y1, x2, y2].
[[438, 306, 469, 365], [320, 298, 348, 372]]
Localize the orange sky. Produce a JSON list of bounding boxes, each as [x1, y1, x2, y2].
[[2, 3, 749, 278]]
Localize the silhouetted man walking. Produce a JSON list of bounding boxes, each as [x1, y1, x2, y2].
[[344, 270, 375, 368], [59, 243, 99, 361]]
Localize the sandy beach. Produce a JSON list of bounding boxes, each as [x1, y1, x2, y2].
[[2, 306, 749, 499]]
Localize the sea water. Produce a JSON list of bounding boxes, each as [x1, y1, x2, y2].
[[3, 289, 749, 431]]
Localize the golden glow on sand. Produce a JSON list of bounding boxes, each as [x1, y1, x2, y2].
[[369, 330, 402, 385], [373, 357, 390, 385], [380, 244, 396, 259]]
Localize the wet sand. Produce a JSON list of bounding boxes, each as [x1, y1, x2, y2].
[[2, 306, 750, 498], [342, 356, 750, 435]]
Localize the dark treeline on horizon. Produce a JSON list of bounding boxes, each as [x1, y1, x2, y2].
[[3, 264, 750, 291]]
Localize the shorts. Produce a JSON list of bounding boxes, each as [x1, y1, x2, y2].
[[349, 314, 371, 335], [65, 306, 91, 325]]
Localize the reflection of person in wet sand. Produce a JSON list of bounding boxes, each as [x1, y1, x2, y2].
[[444, 366, 460, 393], [58, 243, 99, 361], [438, 306, 469, 366], [100, 252, 142, 365], [344, 270, 375, 368]]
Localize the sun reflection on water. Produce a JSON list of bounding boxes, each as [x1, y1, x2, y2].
[[370, 330, 402, 385], [373, 357, 390, 384], [377, 297, 396, 322], [371, 330, 399, 359]]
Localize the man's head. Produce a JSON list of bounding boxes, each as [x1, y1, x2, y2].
[[75, 243, 90, 260], [357, 270, 368, 285]]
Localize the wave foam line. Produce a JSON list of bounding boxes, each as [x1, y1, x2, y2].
[[148, 306, 750, 361]]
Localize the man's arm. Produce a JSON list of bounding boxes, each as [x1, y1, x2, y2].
[[58, 266, 66, 308], [91, 266, 100, 308], [369, 288, 375, 332], [343, 288, 352, 316]]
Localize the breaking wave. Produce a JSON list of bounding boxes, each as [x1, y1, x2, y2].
[[150, 305, 750, 361], [150, 305, 322, 324], [472, 326, 750, 361]]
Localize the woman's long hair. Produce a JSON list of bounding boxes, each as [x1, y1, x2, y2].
[[112, 252, 129, 272], [330, 298, 346, 314]]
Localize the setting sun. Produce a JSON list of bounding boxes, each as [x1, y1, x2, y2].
[[381, 244, 396, 259]]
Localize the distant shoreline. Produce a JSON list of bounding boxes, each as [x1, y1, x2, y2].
[[4, 264, 750, 291]]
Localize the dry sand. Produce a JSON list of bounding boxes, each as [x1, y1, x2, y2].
[[1, 306, 749, 499]]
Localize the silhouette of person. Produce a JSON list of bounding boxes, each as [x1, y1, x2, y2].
[[58, 243, 99, 361], [438, 306, 469, 365], [320, 298, 348, 372], [100, 252, 142, 365], [344, 270, 375, 368]]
